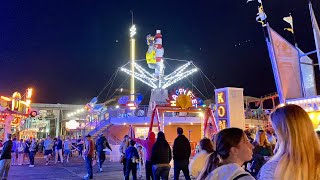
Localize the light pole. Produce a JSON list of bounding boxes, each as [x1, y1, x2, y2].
[[130, 11, 136, 102]]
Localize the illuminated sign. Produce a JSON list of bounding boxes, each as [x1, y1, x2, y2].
[[169, 88, 198, 107], [216, 91, 228, 130]]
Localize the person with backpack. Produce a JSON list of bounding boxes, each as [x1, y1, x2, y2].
[[95, 133, 112, 172], [125, 140, 139, 180]]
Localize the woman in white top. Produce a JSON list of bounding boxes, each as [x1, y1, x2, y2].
[[197, 128, 255, 180], [189, 138, 214, 178], [258, 104, 320, 180]]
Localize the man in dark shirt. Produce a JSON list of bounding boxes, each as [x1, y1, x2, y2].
[[173, 127, 191, 180], [55, 136, 63, 164], [95, 133, 112, 172], [0, 133, 13, 180]]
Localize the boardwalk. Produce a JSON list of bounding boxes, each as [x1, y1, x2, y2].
[[7, 154, 193, 180]]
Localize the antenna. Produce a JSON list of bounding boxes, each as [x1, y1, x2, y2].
[[130, 10, 134, 26]]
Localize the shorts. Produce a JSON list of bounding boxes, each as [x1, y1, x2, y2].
[[44, 150, 53, 156], [64, 149, 71, 155]]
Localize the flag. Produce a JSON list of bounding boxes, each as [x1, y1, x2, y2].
[[283, 15, 294, 33], [266, 25, 303, 103], [309, 2, 320, 71]]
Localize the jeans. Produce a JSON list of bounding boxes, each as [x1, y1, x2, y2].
[[29, 151, 35, 165], [0, 159, 11, 179], [125, 161, 137, 180], [78, 145, 83, 156], [85, 156, 93, 179], [174, 160, 191, 180], [55, 149, 63, 163], [97, 151, 105, 169], [152, 164, 170, 180], [122, 158, 127, 176], [145, 160, 154, 180]]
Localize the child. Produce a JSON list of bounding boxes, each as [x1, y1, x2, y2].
[[125, 140, 139, 180], [136, 145, 144, 179]]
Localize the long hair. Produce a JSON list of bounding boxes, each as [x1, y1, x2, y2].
[[198, 128, 244, 180], [155, 131, 169, 147], [200, 138, 214, 153], [253, 129, 270, 146], [270, 104, 320, 179]]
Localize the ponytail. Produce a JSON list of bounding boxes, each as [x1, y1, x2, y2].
[[198, 151, 220, 180]]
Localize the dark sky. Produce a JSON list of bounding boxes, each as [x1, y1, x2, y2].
[[0, 0, 319, 104]]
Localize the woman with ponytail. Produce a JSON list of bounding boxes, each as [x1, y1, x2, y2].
[[197, 128, 254, 180]]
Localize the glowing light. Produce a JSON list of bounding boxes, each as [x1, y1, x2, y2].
[[309, 113, 315, 119], [0, 96, 11, 101], [144, 122, 147, 125], [190, 122, 193, 125], [130, 25, 136, 38], [65, 120, 79, 130], [168, 122, 172, 125], [115, 105, 120, 109], [123, 123, 127, 125]]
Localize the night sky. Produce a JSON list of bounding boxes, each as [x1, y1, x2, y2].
[[0, 0, 319, 104]]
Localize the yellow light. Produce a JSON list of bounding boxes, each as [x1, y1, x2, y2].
[[309, 113, 315, 120], [130, 38, 135, 101], [190, 122, 193, 125], [168, 122, 172, 125], [0, 96, 11, 101]]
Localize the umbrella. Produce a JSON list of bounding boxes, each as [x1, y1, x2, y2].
[[128, 125, 135, 139]]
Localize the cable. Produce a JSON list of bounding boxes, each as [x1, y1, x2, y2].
[[104, 69, 119, 100], [192, 62, 217, 89], [200, 71, 209, 98], [97, 69, 120, 98], [105, 76, 130, 101]]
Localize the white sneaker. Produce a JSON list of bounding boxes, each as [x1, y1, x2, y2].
[[29, 165, 34, 167], [99, 168, 103, 172], [45, 163, 48, 166]]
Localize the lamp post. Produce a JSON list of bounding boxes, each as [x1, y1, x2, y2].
[[130, 11, 136, 102]]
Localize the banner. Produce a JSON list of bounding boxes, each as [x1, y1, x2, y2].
[[266, 26, 303, 103]]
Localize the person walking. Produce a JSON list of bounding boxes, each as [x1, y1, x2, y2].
[[151, 131, 172, 180], [43, 135, 54, 165], [95, 133, 112, 172], [23, 139, 30, 165], [16, 139, 24, 166], [64, 137, 72, 163], [133, 132, 156, 180], [0, 134, 13, 180], [119, 135, 130, 176], [28, 138, 37, 167], [77, 136, 84, 157], [125, 140, 139, 180], [55, 136, 63, 164], [83, 134, 94, 180], [258, 105, 320, 180], [173, 127, 191, 180], [11, 138, 17, 166]]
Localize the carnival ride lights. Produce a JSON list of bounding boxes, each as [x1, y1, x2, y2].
[[120, 60, 198, 89], [0, 88, 33, 113], [120, 29, 198, 89]]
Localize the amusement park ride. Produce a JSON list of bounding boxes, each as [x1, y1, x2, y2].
[[0, 88, 33, 138]]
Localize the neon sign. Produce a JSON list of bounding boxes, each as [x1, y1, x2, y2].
[[169, 88, 198, 107], [216, 91, 228, 129]]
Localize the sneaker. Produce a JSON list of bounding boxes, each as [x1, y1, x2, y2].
[[45, 163, 48, 166], [29, 165, 34, 167], [99, 168, 103, 172]]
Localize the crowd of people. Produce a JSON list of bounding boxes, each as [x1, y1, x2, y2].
[[118, 104, 320, 180], [0, 104, 319, 180]]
